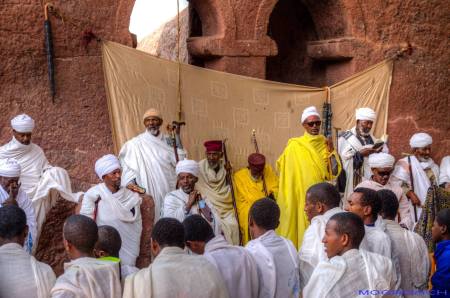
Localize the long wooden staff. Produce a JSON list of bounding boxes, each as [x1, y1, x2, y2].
[[223, 139, 243, 245], [407, 155, 418, 222], [251, 130, 269, 197]]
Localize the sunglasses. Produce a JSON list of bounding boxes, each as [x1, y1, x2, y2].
[[306, 121, 322, 127], [377, 170, 392, 177]]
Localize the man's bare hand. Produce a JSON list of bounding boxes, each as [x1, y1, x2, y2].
[[2, 197, 18, 206], [186, 190, 199, 210], [406, 191, 421, 206], [326, 136, 334, 152], [359, 147, 381, 157]]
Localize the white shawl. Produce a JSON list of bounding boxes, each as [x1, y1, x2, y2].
[[204, 235, 259, 298], [298, 207, 344, 287], [119, 131, 186, 221], [162, 188, 222, 235], [80, 183, 142, 269], [439, 156, 450, 184], [51, 257, 121, 298], [391, 155, 440, 220], [246, 230, 300, 298], [0, 243, 56, 298], [303, 249, 396, 298], [123, 247, 230, 298]]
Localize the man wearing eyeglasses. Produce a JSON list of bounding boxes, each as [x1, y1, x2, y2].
[[276, 106, 341, 249], [355, 152, 413, 230], [338, 107, 386, 207]]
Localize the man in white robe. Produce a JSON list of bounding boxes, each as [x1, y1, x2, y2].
[[356, 152, 413, 229], [196, 140, 239, 244], [391, 132, 440, 223], [439, 156, 450, 188], [0, 114, 82, 251], [298, 182, 345, 287], [183, 214, 259, 298], [119, 108, 186, 221], [379, 189, 430, 297], [123, 217, 229, 298], [338, 107, 386, 206], [245, 198, 300, 298], [0, 205, 56, 298], [346, 187, 401, 289], [80, 154, 150, 277], [51, 214, 121, 298], [303, 212, 396, 298], [0, 158, 37, 252], [162, 159, 221, 235]]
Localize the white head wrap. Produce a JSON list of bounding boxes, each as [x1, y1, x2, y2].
[[409, 132, 432, 148], [0, 158, 21, 178], [95, 154, 121, 180], [11, 114, 35, 133], [301, 106, 321, 123], [355, 107, 376, 122], [368, 153, 395, 169], [176, 159, 199, 177]]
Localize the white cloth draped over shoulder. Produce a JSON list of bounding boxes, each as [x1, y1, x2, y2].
[[440, 156, 450, 184], [356, 180, 414, 230], [303, 249, 396, 298], [384, 220, 430, 296], [0, 186, 37, 252], [204, 235, 259, 298], [0, 137, 82, 251], [245, 230, 300, 298], [298, 207, 344, 287], [162, 188, 222, 235], [51, 257, 121, 298], [196, 159, 240, 245], [123, 246, 230, 298], [80, 183, 142, 273], [119, 131, 186, 221], [0, 243, 56, 298], [338, 127, 387, 205], [360, 223, 401, 290], [391, 155, 440, 220]]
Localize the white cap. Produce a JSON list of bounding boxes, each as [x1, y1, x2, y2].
[[301, 106, 320, 123], [175, 159, 199, 177], [11, 114, 35, 133], [95, 154, 121, 180], [409, 132, 432, 148], [355, 107, 376, 122]]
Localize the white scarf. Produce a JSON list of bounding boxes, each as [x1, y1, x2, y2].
[[82, 183, 142, 268]]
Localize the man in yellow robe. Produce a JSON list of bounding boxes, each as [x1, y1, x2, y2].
[[277, 106, 341, 248], [234, 153, 278, 244]]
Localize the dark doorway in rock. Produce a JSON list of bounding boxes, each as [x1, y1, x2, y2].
[[188, 6, 205, 68], [266, 0, 326, 87]]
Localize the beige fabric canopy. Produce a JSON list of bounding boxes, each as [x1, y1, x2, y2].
[[102, 41, 392, 169]]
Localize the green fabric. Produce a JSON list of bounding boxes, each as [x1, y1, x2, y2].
[[99, 256, 121, 263]]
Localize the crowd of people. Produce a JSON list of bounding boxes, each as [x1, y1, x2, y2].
[[0, 106, 449, 298]]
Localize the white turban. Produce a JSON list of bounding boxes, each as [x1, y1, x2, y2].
[[176, 159, 199, 177], [409, 132, 432, 148], [368, 153, 395, 169], [95, 154, 121, 180], [301, 106, 321, 123], [11, 114, 35, 133], [0, 158, 21, 178], [355, 107, 376, 122]]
